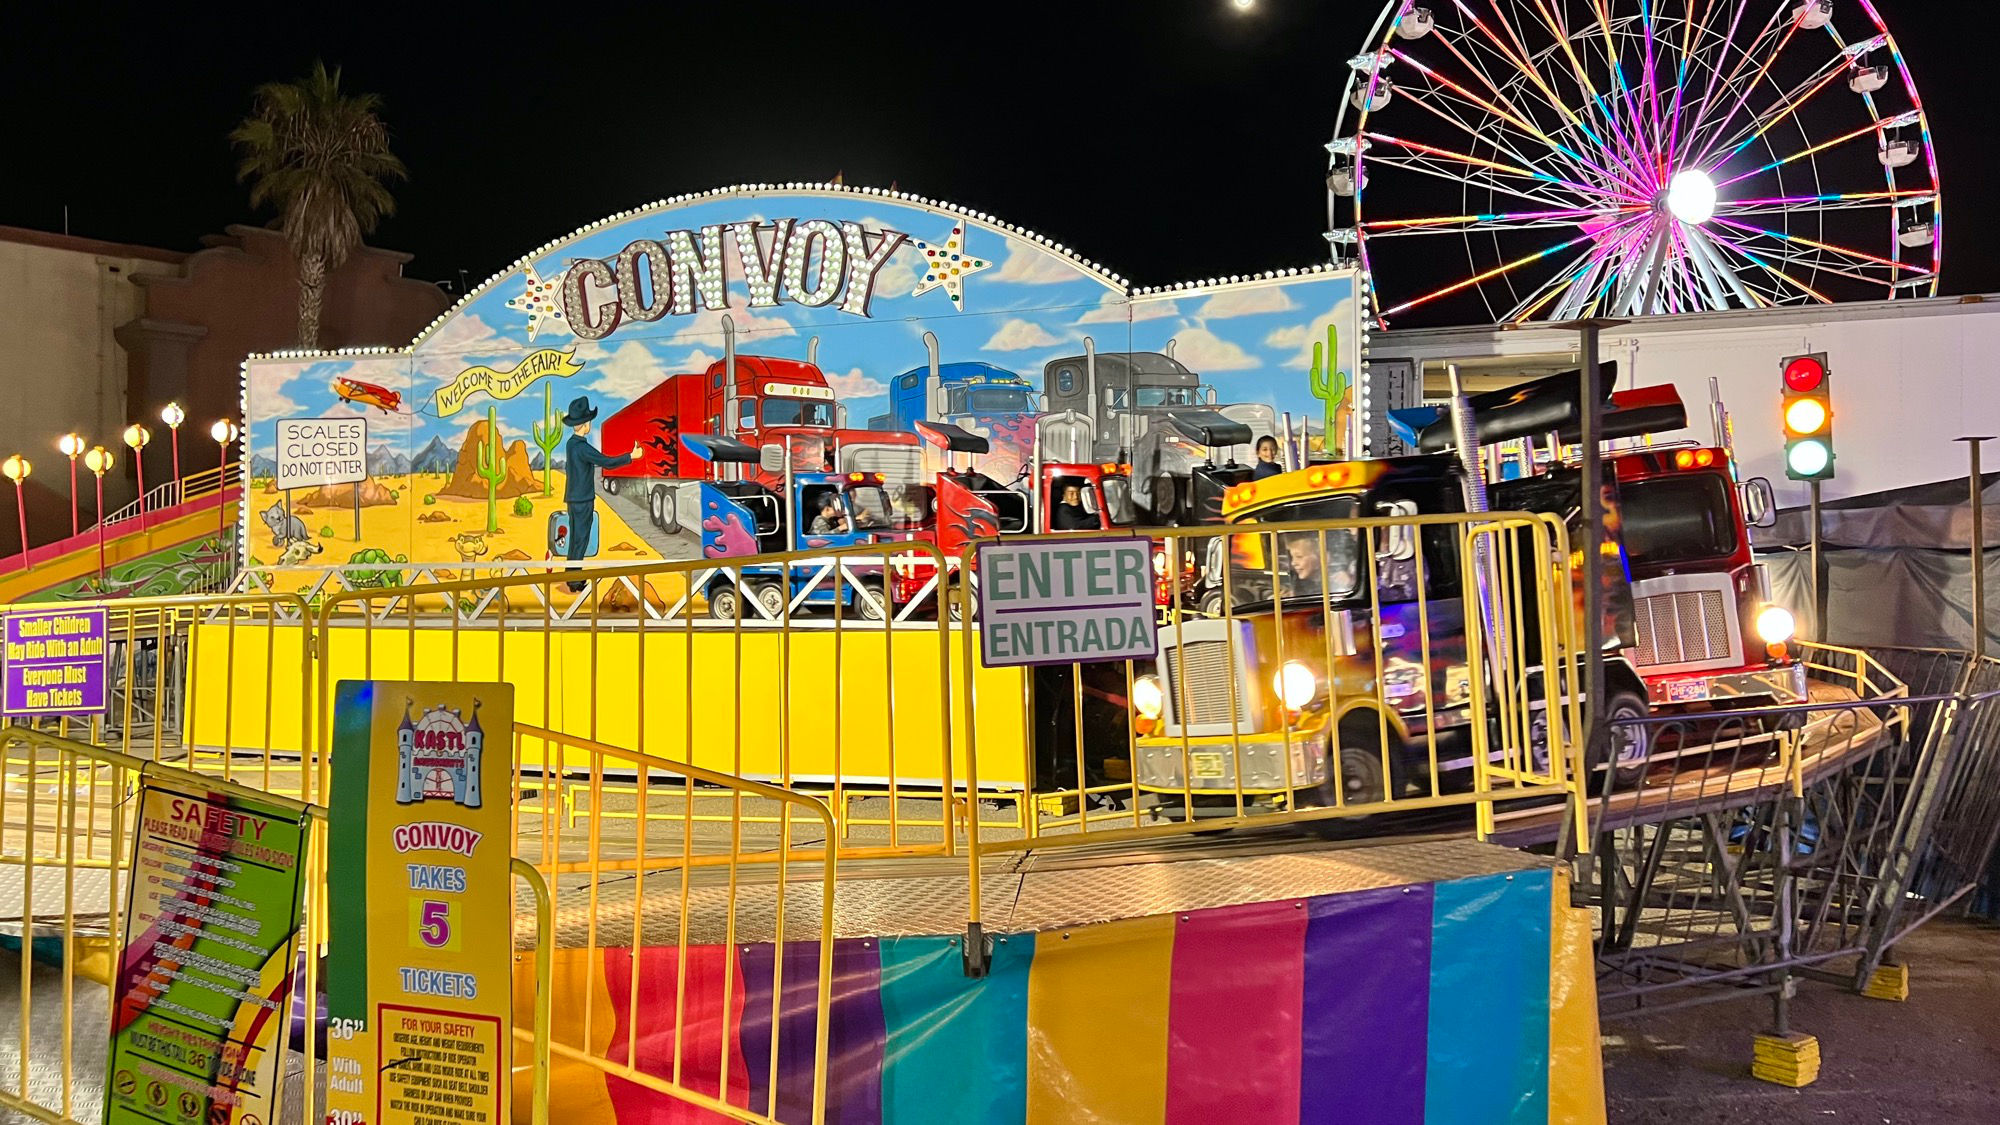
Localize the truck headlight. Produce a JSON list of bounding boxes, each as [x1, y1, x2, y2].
[[1755, 605, 1796, 644], [1134, 675, 1164, 719], [1274, 661, 1318, 710]]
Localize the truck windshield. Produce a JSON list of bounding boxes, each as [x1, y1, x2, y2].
[[847, 486, 894, 530], [1228, 496, 1361, 604], [1100, 477, 1136, 526], [1109, 387, 1199, 409], [961, 386, 1034, 413], [1621, 472, 1739, 565], [763, 398, 834, 427]]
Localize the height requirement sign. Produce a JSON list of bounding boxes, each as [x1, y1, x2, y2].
[[326, 680, 513, 1125]]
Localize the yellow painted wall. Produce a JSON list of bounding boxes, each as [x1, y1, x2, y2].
[[187, 621, 1032, 789]]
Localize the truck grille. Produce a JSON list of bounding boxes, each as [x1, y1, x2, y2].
[[1634, 589, 1733, 666], [1163, 640, 1250, 729]]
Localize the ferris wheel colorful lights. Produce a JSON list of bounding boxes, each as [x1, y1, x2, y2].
[[1327, 0, 1942, 326]]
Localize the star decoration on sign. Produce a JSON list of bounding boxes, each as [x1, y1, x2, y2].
[[505, 264, 567, 340], [909, 222, 990, 310]]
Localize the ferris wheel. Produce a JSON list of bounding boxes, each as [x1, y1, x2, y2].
[[1327, 0, 1940, 326]]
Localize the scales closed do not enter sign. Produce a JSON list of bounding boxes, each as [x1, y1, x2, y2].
[[976, 536, 1158, 667], [275, 417, 367, 491]]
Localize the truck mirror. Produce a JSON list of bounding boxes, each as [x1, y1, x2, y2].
[[934, 386, 949, 415], [759, 444, 786, 474], [1204, 387, 1218, 405], [1741, 477, 1777, 527], [1037, 393, 1050, 413], [835, 403, 848, 428]]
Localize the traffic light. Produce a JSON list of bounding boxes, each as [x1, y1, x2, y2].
[[1780, 352, 1833, 481]]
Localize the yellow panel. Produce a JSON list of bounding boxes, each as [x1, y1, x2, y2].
[[1025, 914, 1174, 1125], [187, 622, 1031, 790], [1548, 868, 1607, 1125]]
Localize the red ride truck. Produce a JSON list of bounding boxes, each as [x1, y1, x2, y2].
[[1610, 445, 1803, 710]]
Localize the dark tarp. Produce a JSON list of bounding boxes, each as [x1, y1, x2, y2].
[[1754, 471, 2000, 919]]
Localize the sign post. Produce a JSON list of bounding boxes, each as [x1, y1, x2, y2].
[[975, 536, 1159, 667], [105, 778, 310, 1125], [2, 606, 108, 717], [325, 680, 514, 1125]]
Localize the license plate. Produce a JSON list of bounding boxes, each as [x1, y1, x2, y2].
[[1191, 752, 1226, 780], [1666, 679, 1710, 702]]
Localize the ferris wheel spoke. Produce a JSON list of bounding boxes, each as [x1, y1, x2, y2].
[[1363, 203, 1643, 236], [1377, 225, 1617, 318], [1447, 6, 1626, 165], [1709, 216, 1931, 278], [1704, 228, 1835, 302], [1360, 153, 1591, 209], [1711, 117, 1889, 189], [1362, 132, 1644, 203], [1711, 188, 1933, 218], [1391, 49, 1627, 188], [1395, 82, 1602, 188], [1662, 0, 1721, 163], [1678, 0, 1789, 164], [1692, 37, 1861, 173]]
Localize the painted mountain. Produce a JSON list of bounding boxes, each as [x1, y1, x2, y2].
[[367, 443, 410, 475], [411, 436, 454, 475]]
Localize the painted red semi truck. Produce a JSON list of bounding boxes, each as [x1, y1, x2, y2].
[[600, 355, 917, 492]]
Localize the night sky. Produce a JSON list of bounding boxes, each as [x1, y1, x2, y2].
[[5, 0, 1990, 324]]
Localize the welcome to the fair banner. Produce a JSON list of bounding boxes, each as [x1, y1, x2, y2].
[[433, 348, 583, 417]]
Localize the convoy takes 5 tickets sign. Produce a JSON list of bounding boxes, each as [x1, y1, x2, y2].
[[326, 680, 513, 1125], [106, 779, 309, 1125], [976, 537, 1159, 667]]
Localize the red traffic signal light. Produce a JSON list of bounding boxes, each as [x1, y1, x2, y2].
[[1783, 355, 1826, 393]]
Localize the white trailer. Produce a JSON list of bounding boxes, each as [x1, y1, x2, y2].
[[1372, 294, 2000, 508]]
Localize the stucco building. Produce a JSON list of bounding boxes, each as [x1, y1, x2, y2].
[[0, 223, 448, 547]]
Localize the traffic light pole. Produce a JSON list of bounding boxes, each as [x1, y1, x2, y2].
[[1809, 480, 1823, 640]]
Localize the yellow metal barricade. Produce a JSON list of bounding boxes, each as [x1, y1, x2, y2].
[[958, 510, 1587, 863]]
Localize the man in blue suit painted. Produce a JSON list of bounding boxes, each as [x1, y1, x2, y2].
[[561, 395, 649, 591]]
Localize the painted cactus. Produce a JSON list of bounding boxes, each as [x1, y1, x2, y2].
[[529, 382, 561, 497], [1308, 322, 1353, 459], [476, 406, 505, 533]]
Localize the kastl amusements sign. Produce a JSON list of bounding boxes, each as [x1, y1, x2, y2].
[[976, 537, 1159, 667], [325, 680, 514, 1125]]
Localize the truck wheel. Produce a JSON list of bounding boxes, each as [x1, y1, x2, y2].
[[856, 579, 887, 621], [707, 584, 740, 621], [652, 486, 679, 534], [948, 579, 979, 622], [1593, 692, 1653, 786], [604, 477, 620, 497], [753, 583, 788, 620], [1198, 589, 1226, 618], [1310, 715, 1403, 811]]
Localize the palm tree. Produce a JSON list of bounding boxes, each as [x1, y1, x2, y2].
[[230, 62, 406, 348]]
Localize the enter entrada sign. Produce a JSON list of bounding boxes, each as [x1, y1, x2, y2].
[[976, 537, 1158, 667]]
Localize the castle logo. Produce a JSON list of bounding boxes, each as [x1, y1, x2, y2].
[[394, 700, 486, 808]]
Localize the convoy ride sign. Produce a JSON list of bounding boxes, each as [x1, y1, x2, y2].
[[106, 778, 309, 1125], [326, 680, 513, 1125], [976, 537, 1158, 667], [1, 606, 107, 716], [274, 417, 367, 491]]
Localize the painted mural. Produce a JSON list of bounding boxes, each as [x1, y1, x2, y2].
[[242, 187, 1363, 575]]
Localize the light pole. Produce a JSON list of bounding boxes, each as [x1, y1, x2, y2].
[[2, 456, 30, 569], [211, 420, 239, 549], [123, 424, 151, 516], [57, 433, 84, 537], [160, 403, 185, 501], [84, 446, 112, 585]]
